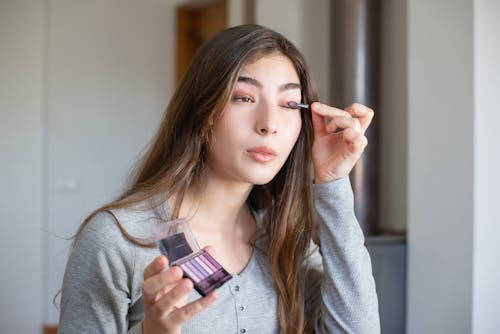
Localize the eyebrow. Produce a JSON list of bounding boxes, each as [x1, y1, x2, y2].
[[237, 76, 301, 91]]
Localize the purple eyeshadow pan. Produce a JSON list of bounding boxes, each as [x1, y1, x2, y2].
[[196, 255, 213, 273], [178, 251, 232, 296], [204, 251, 222, 270], [186, 261, 204, 281], [158, 231, 232, 297], [191, 257, 208, 276], [200, 254, 217, 272], [180, 262, 200, 282]]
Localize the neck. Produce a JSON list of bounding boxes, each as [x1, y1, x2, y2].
[[180, 169, 254, 236]]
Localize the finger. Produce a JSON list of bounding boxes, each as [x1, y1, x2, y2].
[[150, 278, 193, 317], [168, 291, 218, 326], [343, 128, 368, 155], [344, 103, 374, 132], [143, 265, 184, 304], [144, 255, 169, 280], [311, 107, 327, 135], [325, 115, 362, 133], [311, 102, 350, 136], [202, 245, 215, 257], [311, 102, 351, 119]]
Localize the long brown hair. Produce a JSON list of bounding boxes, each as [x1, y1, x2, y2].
[[77, 24, 317, 333]]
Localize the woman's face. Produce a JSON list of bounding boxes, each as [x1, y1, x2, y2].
[[208, 53, 303, 186]]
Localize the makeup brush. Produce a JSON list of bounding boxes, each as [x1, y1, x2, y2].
[[288, 101, 357, 133], [287, 101, 310, 110]]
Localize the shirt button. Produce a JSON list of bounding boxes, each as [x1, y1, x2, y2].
[[234, 285, 240, 292], [239, 306, 245, 311], [240, 329, 246, 333]]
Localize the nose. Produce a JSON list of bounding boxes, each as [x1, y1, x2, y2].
[[254, 101, 279, 135]]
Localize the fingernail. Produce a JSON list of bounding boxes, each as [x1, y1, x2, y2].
[[183, 279, 193, 292], [157, 256, 167, 268], [173, 266, 183, 278]]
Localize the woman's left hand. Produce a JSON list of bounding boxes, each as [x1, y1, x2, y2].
[[310, 102, 374, 184]]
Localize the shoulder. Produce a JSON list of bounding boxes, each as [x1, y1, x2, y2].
[[67, 206, 162, 288], [77, 211, 124, 245], [64, 211, 136, 294], [80, 197, 172, 242], [73, 211, 135, 261], [75, 199, 167, 251]]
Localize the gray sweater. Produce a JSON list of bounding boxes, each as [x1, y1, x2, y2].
[[58, 178, 380, 333]]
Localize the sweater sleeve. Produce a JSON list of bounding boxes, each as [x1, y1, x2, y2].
[[58, 211, 140, 334], [307, 177, 380, 334]]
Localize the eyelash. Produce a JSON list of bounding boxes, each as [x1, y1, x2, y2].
[[282, 102, 299, 109], [232, 95, 254, 103], [232, 95, 300, 109]]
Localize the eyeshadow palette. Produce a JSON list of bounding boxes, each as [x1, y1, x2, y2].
[[174, 249, 232, 296], [153, 219, 232, 296]]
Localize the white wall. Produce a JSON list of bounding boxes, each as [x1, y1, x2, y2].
[[407, 0, 474, 332], [299, 0, 331, 104], [1, 0, 182, 330], [0, 1, 44, 333], [407, 0, 500, 333], [255, 0, 331, 110], [473, 0, 500, 332], [228, 0, 246, 26], [44, 0, 180, 324], [255, 0, 302, 47]]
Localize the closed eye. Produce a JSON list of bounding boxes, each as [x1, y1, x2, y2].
[[281, 101, 302, 109]]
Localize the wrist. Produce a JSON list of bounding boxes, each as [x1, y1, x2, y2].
[[313, 171, 346, 184]]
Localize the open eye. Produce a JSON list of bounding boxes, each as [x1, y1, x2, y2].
[[232, 95, 254, 103]]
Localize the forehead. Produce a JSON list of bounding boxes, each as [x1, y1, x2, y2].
[[239, 52, 299, 79]]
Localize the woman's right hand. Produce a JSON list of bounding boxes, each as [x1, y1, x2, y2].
[[142, 255, 218, 334]]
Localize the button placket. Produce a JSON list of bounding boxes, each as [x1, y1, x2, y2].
[[231, 279, 248, 333]]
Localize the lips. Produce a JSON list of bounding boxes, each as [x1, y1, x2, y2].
[[247, 146, 277, 162]]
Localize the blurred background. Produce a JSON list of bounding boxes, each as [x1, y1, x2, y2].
[[1, 0, 499, 333]]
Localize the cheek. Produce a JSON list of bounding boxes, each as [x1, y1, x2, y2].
[[286, 114, 302, 146], [218, 113, 250, 141], [211, 113, 248, 154]]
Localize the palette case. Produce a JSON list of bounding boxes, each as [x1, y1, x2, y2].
[[152, 218, 233, 296]]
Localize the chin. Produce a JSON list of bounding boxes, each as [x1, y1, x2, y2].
[[246, 173, 278, 186], [234, 163, 284, 186]]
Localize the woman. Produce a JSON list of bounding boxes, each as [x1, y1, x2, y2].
[[59, 24, 380, 334]]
